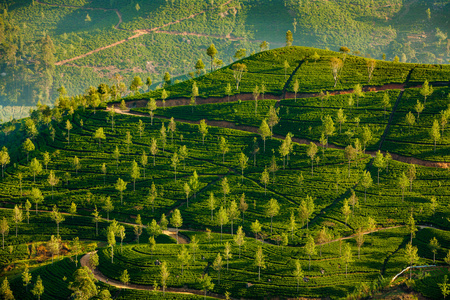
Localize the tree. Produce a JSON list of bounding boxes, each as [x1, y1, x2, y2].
[[149, 138, 158, 167], [405, 242, 419, 279], [199, 119, 208, 145], [342, 243, 353, 277], [238, 152, 248, 182], [146, 182, 157, 212], [171, 152, 179, 182], [50, 205, 64, 237], [353, 84, 364, 108], [253, 85, 260, 115], [342, 198, 351, 226], [195, 59, 205, 76], [344, 145, 356, 178], [221, 177, 230, 204], [415, 100, 424, 120], [360, 170, 373, 202], [323, 115, 335, 147], [373, 150, 385, 185], [367, 59, 376, 83], [439, 275, 450, 300], [183, 182, 191, 207], [429, 237, 440, 263], [269, 155, 279, 183], [65, 119, 73, 144], [147, 98, 157, 125], [47, 235, 60, 264], [362, 125, 372, 151], [130, 160, 140, 191], [31, 187, 44, 215], [47, 170, 59, 199], [255, 246, 266, 281], [251, 219, 262, 241], [213, 253, 223, 284], [299, 195, 314, 229], [206, 43, 218, 72], [72, 237, 81, 266], [207, 192, 216, 221], [430, 119, 440, 152], [355, 227, 364, 259], [69, 266, 98, 299], [293, 79, 299, 101], [0, 217, 9, 249], [286, 30, 293, 46], [124, 131, 132, 155], [161, 89, 169, 109], [91, 127, 105, 148], [267, 106, 280, 135], [200, 274, 214, 300], [330, 57, 343, 87], [219, 137, 229, 163], [239, 193, 248, 221], [259, 41, 269, 51], [191, 82, 199, 112], [266, 198, 280, 233], [406, 213, 418, 243], [113, 146, 120, 169], [228, 200, 239, 236], [31, 275, 44, 300], [224, 241, 232, 270], [336, 108, 346, 133], [316, 226, 329, 257], [1, 277, 14, 300], [29, 158, 42, 183], [348, 189, 358, 214], [420, 80, 433, 103], [115, 178, 127, 205], [92, 206, 101, 236], [217, 206, 228, 241], [189, 171, 199, 198], [225, 83, 232, 102], [234, 226, 245, 258], [22, 265, 32, 292], [72, 156, 80, 175], [168, 117, 176, 143], [107, 226, 116, 263], [170, 209, 183, 244], [23, 138, 35, 162], [307, 142, 318, 175], [160, 261, 170, 296], [25, 200, 31, 223], [260, 167, 270, 194], [89, 252, 99, 270], [232, 63, 247, 90], [258, 119, 271, 152], [0, 147, 10, 178], [398, 172, 409, 201], [293, 259, 303, 292], [305, 234, 316, 270], [407, 164, 416, 192], [103, 197, 114, 221], [117, 225, 125, 254], [405, 111, 416, 134]]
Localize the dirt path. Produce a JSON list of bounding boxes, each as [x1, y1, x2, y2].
[[80, 251, 228, 299], [107, 105, 449, 169], [53, 0, 234, 66]]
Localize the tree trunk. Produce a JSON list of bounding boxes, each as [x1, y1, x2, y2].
[[270, 216, 273, 233], [309, 254, 311, 270], [258, 266, 261, 280], [220, 224, 223, 241]]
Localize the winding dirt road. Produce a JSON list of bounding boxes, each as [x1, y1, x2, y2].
[[37, 0, 236, 66]]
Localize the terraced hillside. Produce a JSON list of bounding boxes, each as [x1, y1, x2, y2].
[[0, 46, 449, 299]]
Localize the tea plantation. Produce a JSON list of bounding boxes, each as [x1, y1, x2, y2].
[[0, 46, 449, 299]]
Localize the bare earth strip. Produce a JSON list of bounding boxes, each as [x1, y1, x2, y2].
[[39, 0, 235, 66]]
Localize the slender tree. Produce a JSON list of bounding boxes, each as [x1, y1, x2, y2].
[[293, 259, 303, 292], [170, 209, 183, 244], [255, 246, 266, 281], [213, 253, 223, 284], [0, 217, 9, 249], [115, 178, 127, 205], [217, 206, 228, 241], [31, 275, 44, 300], [160, 262, 170, 296], [266, 198, 280, 233], [305, 235, 316, 270]]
